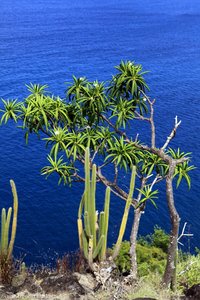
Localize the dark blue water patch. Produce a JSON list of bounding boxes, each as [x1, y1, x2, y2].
[[0, 0, 199, 263]]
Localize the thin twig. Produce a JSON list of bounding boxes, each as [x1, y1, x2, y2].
[[161, 116, 182, 150], [177, 222, 193, 246], [113, 161, 118, 185]]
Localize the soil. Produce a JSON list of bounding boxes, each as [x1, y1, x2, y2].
[[0, 267, 195, 300]]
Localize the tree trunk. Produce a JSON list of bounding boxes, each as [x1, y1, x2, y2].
[[130, 208, 142, 279], [162, 162, 180, 289]]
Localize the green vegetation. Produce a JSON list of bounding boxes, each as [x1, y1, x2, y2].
[[78, 148, 137, 267], [138, 226, 170, 253], [127, 274, 179, 300], [0, 180, 18, 283], [177, 254, 200, 289], [113, 227, 200, 298], [0, 61, 195, 287], [78, 148, 111, 266], [113, 227, 168, 276]]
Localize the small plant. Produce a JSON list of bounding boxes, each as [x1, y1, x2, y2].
[[113, 240, 131, 274], [138, 226, 169, 253], [113, 227, 168, 276], [0, 180, 18, 283], [151, 226, 170, 253]]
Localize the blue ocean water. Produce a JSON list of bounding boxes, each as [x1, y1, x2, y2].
[[0, 0, 200, 264]]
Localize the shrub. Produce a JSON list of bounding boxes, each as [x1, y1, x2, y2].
[[113, 241, 131, 274], [151, 226, 169, 253], [137, 244, 166, 276], [177, 254, 200, 288], [138, 226, 169, 253], [112, 234, 167, 276]]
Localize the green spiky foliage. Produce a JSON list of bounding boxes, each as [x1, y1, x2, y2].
[[0, 180, 18, 261], [77, 148, 110, 266], [0, 63, 194, 191]]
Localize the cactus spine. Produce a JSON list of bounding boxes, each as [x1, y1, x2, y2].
[[0, 180, 18, 261], [77, 148, 110, 267]]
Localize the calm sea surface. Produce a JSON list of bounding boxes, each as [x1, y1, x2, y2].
[[0, 0, 200, 264]]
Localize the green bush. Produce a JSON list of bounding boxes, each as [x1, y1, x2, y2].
[[151, 226, 169, 253], [113, 240, 131, 274], [138, 226, 169, 253], [112, 238, 167, 276], [177, 254, 200, 288], [112, 226, 200, 290], [137, 244, 166, 276]]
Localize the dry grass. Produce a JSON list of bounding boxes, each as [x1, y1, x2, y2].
[[127, 273, 183, 300]]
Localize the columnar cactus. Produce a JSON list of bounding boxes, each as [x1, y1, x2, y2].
[[112, 165, 136, 259], [0, 180, 18, 261], [77, 148, 110, 267], [78, 148, 136, 267]]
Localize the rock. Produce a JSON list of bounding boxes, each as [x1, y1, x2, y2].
[[184, 283, 200, 299], [23, 276, 43, 294], [0, 290, 14, 300], [73, 272, 96, 292], [92, 260, 117, 286], [11, 263, 28, 289], [40, 273, 86, 297], [11, 273, 27, 288]]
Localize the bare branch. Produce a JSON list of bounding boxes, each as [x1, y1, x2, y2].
[[134, 111, 150, 121], [149, 99, 156, 148], [96, 167, 138, 207], [149, 175, 161, 191], [139, 89, 155, 106], [113, 161, 118, 185], [134, 133, 139, 143], [99, 158, 113, 169], [177, 222, 193, 246], [91, 142, 103, 162], [134, 89, 156, 148], [161, 116, 182, 150], [136, 177, 147, 203], [101, 114, 127, 138]]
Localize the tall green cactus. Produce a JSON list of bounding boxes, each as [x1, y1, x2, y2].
[[77, 148, 110, 267], [112, 166, 136, 259], [0, 180, 18, 261], [77, 148, 136, 267]]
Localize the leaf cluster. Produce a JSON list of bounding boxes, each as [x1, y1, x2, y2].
[[0, 62, 195, 190]]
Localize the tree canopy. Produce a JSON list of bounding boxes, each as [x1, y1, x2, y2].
[[0, 61, 194, 194]]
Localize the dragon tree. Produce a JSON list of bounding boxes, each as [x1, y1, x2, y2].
[[0, 61, 195, 288]]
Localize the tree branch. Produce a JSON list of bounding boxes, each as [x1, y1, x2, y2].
[[177, 222, 193, 246], [96, 167, 138, 207], [161, 116, 182, 150]]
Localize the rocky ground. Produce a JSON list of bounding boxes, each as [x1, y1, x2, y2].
[[0, 266, 199, 300], [0, 270, 99, 300]]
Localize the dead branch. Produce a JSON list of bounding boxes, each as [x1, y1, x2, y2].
[[161, 116, 182, 150]]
